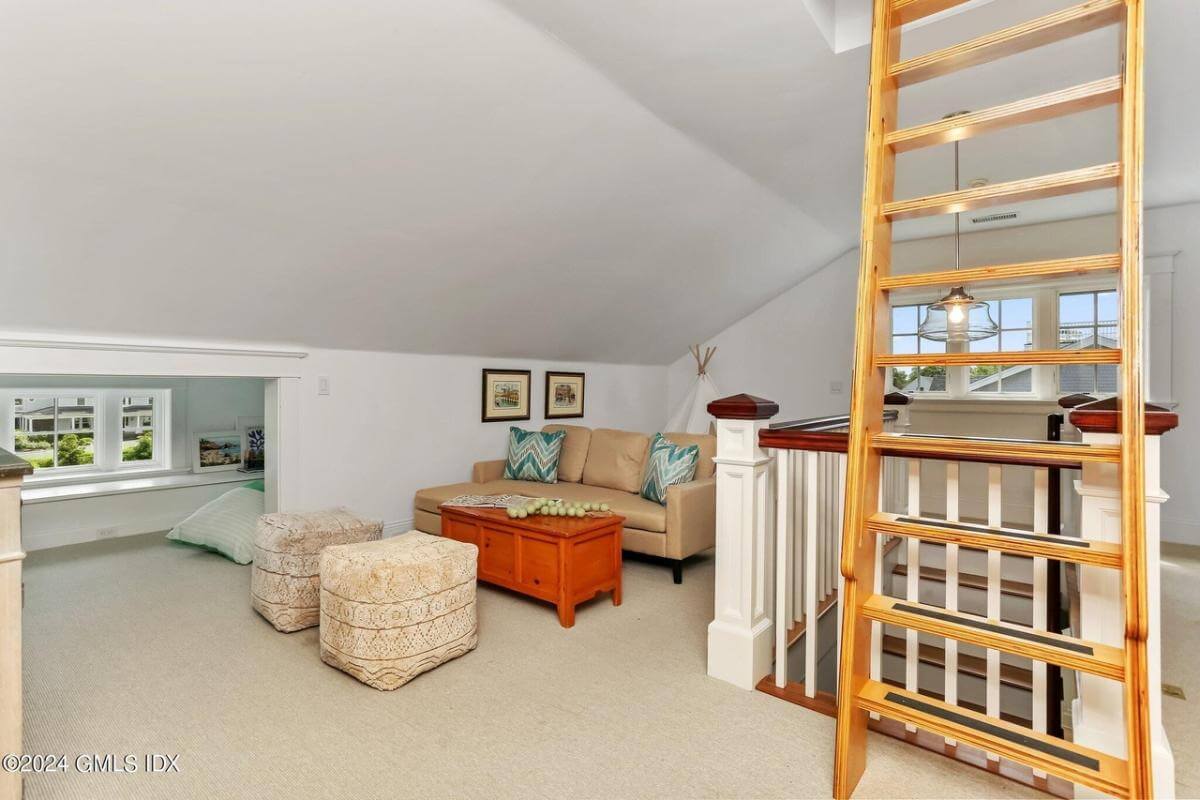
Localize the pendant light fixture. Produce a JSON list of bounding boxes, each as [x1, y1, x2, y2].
[[917, 111, 999, 344]]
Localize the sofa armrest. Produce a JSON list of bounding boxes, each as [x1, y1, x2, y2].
[[472, 459, 506, 483], [664, 477, 716, 560]]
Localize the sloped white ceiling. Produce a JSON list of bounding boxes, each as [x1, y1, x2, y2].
[[3, 0, 1196, 364]]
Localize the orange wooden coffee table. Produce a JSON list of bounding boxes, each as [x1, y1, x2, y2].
[[440, 504, 623, 627]]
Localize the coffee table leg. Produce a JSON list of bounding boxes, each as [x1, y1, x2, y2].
[[557, 600, 575, 628]]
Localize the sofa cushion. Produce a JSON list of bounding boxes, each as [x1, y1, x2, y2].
[[541, 424, 591, 482], [472, 479, 667, 532], [414, 482, 486, 515], [640, 434, 700, 505], [662, 432, 716, 480], [582, 429, 650, 494], [503, 427, 565, 483]]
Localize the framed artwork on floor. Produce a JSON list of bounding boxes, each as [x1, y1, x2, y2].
[[192, 431, 242, 473], [481, 369, 531, 423], [238, 416, 265, 473], [544, 371, 585, 419]]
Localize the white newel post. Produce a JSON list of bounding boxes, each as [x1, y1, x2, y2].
[[706, 394, 779, 690], [1070, 405, 1177, 799]]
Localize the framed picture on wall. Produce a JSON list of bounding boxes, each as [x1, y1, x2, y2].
[[481, 369, 531, 423], [192, 431, 242, 473], [238, 416, 265, 473], [544, 371, 585, 419]]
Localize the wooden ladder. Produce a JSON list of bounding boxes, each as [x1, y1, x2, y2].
[[834, 0, 1149, 797]]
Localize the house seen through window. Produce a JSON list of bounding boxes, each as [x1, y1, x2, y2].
[[1059, 290, 1118, 395], [9, 391, 163, 473]]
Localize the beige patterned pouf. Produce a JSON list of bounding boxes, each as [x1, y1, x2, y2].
[[251, 508, 383, 632], [319, 531, 479, 690]]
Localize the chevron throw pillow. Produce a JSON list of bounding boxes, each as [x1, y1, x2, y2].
[[640, 433, 700, 505], [503, 427, 566, 484]]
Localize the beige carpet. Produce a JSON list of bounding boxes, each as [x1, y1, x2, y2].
[[19, 534, 1197, 799]]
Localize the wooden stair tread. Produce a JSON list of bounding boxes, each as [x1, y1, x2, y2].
[[857, 681, 1129, 797], [869, 513, 1123, 569], [882, 163, 1120, 221], [876, 348, 1121, 368], [862, 594, 1124, 680], [879, 254, 1120, 291], [890, 0, 975, 26], [891, 563, 1034, 599], [880, 634, 1034, 691], [871, 433, 1120, 468], [889, 0, 1125, 87], [886, 76, 1122, 152]]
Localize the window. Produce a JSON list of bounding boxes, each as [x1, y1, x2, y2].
[[890, 304, 947, 393], [5, 389, 169, 476], [1059, 290, 1118, 395], [12, 396, 96, 470], [968, 297, 1034, 395]]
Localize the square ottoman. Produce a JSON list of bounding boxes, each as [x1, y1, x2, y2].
[[319, 531, 479, 690], [251, 508, 383, 632]]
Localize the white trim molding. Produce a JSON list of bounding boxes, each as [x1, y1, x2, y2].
[[0, 334, 307, 359]]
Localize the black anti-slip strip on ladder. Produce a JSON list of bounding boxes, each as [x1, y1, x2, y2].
[[894, 516, 1091, 549], [882, 692, 1101, 771], [891, 602, 1095, 655]]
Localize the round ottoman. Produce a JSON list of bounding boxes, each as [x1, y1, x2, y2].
[[251, 508, 383, 632], [319, 531, 479, 690]]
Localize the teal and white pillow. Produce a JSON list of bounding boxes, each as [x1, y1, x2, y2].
[[640, 433, 700, 505], [166, 482, 264, 564], [503, 427, 566, 484]]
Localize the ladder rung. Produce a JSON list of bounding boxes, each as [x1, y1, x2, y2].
[[856, 681, 1129, 797], [891, 0, 975, 26], [862, 595, 1124, 680], [883, 164, 1119, 221], [878, 254, 1120, 291], [871, 432, 1120, 467], [876, 349, 1121, 368], [889, 0, 1125, 87], [886, 76, 1123, 152], [868, 512, 1123, 569]]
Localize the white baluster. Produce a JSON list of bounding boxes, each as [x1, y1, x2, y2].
[[1032, 467, 1049, 777], [835, 452, 847, 693], [905, 458, 921, 732], [774, 449, 793, 689], [944, 462, 960, 746], [986, 464, 1003, 764], [822, 451, 832, 600], [804, 451, 819, 697]]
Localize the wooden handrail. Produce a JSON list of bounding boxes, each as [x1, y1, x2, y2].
[[1066, 396, 1179, 436], [759, 410, 900, 453]]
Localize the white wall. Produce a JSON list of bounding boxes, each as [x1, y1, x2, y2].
[[670, 203, 1200, 545], [0, 347, 667, 545]]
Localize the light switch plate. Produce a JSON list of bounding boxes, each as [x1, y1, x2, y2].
[[830, 381, 844, 394], [318, 376, 331, 396]]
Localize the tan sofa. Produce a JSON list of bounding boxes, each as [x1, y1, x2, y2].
[[413, 425, 715, 583]]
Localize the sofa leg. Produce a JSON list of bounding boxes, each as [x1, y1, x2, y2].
[[672, 560, 683, 584]]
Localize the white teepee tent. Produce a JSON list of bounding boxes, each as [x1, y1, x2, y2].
[[666, 345, 720, 434]]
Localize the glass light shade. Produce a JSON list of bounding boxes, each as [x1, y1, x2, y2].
[[917, 286, 999, 343]]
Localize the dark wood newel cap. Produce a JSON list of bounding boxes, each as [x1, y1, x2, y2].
[[1068, 396, 1180, 435], [884, 391, 914, 406], [708, 393, 780, 420], [1058, 393, 1098, 409]]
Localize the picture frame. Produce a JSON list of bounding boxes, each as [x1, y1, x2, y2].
[[192, 430, 243, 473], [237, 416, 265, 473], [544, 371, 585, 419], [481, 369, 531, 423]]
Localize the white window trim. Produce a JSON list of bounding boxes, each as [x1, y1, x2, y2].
[[888, 278, 1120, 403], [2, 388, 172, 481]]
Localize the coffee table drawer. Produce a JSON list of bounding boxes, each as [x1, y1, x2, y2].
[[479, 527, 516, 583], [518, 537, 559, 598]]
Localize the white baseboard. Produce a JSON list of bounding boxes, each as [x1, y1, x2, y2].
[[23, 512, 189, 552], [1161, 515, 1200, 547], [384, 519, 415, 538]]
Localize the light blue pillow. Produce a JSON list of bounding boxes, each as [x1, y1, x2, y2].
[[503, 427, 566, 484], [640, 433, 700, 505], [166, 486, 264, 564]]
